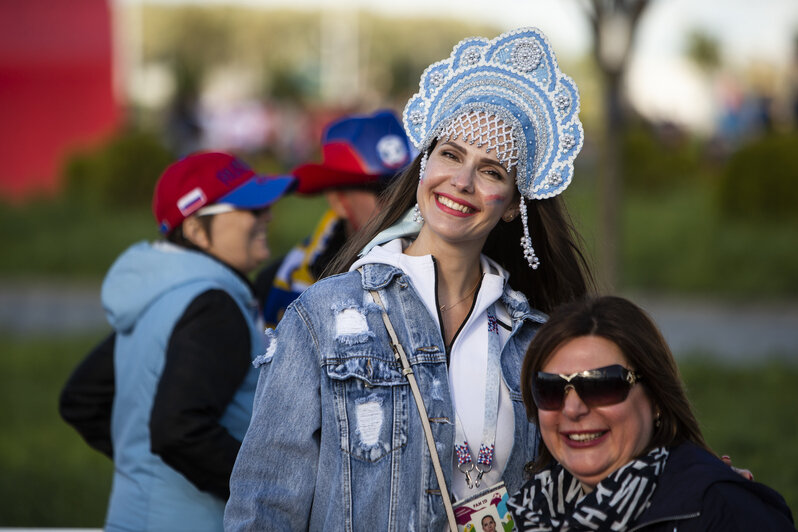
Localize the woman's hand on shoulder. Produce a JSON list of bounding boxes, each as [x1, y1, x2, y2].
[[721, 455, 754, 481]]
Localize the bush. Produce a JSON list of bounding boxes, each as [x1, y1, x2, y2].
[[621, 183, 798, 298], [622, 123, 704, 191], [717, 132, 798, 222], [64, 128, 174, 209]]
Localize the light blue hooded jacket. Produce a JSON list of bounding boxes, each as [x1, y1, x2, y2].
[[101, 241, 264, 532]]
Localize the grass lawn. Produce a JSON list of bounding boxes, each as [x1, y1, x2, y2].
[[0, 333, 113, 527], [0, 333, 795, 526]]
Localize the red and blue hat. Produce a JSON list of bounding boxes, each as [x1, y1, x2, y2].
[[293, 110, 414, 195], [152, 151, 295, 234]]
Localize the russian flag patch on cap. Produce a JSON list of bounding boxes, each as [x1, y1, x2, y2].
[[177, 187, 207, 216]]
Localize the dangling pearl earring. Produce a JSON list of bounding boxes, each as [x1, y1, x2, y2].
[[413, 203, 424, 223], [655, 411, 662, 428], [519, 197, 539, 269], [413, 150, 428, 223]]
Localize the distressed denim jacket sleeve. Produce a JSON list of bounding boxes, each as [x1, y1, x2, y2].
[[224, 301, 321, 531]]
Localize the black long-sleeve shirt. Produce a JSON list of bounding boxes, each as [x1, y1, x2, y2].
[[59, 289, 251, 499]]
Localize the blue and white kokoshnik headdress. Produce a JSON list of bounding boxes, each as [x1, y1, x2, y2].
[[402, 27, 584, 268]]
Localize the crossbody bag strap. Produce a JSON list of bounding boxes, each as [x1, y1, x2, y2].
[[368, 288, 458, 532]]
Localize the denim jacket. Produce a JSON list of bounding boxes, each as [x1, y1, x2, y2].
[[225, 262, 544, 531]]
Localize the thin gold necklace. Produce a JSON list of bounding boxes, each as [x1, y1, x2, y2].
[[439, 275, 481, 313]]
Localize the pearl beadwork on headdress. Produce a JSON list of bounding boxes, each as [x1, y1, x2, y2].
[[440, 112, 518, 174], [511, 40, 543, 72]]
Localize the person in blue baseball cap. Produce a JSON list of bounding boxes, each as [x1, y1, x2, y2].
[[59, 152, 295, 532], [255, 109, 413, 327]]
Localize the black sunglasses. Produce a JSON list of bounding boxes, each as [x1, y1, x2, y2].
[[532, 364, 642, 411]]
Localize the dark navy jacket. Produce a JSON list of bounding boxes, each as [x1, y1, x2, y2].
[[631, 442, 794, 531]]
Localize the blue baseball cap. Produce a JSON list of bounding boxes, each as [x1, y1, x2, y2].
[[293, 110, 414, 194]]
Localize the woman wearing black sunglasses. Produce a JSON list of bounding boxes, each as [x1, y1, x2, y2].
[[508, 295, 794, 531]]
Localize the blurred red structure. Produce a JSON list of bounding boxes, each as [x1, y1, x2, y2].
[[0, 0, 120, 200]]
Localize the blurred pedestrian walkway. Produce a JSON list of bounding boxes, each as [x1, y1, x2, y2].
[[0, 280, 106, 335], [1, 280, 796, 363], [632, 294, 798, 364]]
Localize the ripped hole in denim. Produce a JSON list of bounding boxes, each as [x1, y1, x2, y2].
[[356, 401, 383, 447], [336, 308, 370, 336]]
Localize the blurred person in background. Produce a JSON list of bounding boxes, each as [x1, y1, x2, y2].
[[255, 109, 413, 327], [58, 152, 294, 532], [509, 295, 794, 531], [224, 27, 594, 531]]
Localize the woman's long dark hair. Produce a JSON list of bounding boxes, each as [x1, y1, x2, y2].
[[520, 296, 713, 474], [326, 149, 595, 313]]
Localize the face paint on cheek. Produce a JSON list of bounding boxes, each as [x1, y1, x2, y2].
[[484, 194, 507, 204]]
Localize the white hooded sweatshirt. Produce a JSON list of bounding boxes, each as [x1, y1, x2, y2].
[[351, 238, 516, 501]]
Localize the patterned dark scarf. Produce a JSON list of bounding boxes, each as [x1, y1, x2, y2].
[[508, 447, 669, 531]]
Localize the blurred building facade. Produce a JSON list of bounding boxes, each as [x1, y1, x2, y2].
[[0, 0, 120, 200]]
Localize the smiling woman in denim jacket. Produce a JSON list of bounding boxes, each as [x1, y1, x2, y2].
[[225, 27, 594, 531]]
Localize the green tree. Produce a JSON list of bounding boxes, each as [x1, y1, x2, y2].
[[686, 29, 721, 74]]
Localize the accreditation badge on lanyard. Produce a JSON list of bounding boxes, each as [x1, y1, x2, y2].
[[452, 482, 514, 532], [451, 304, 515, 530]]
